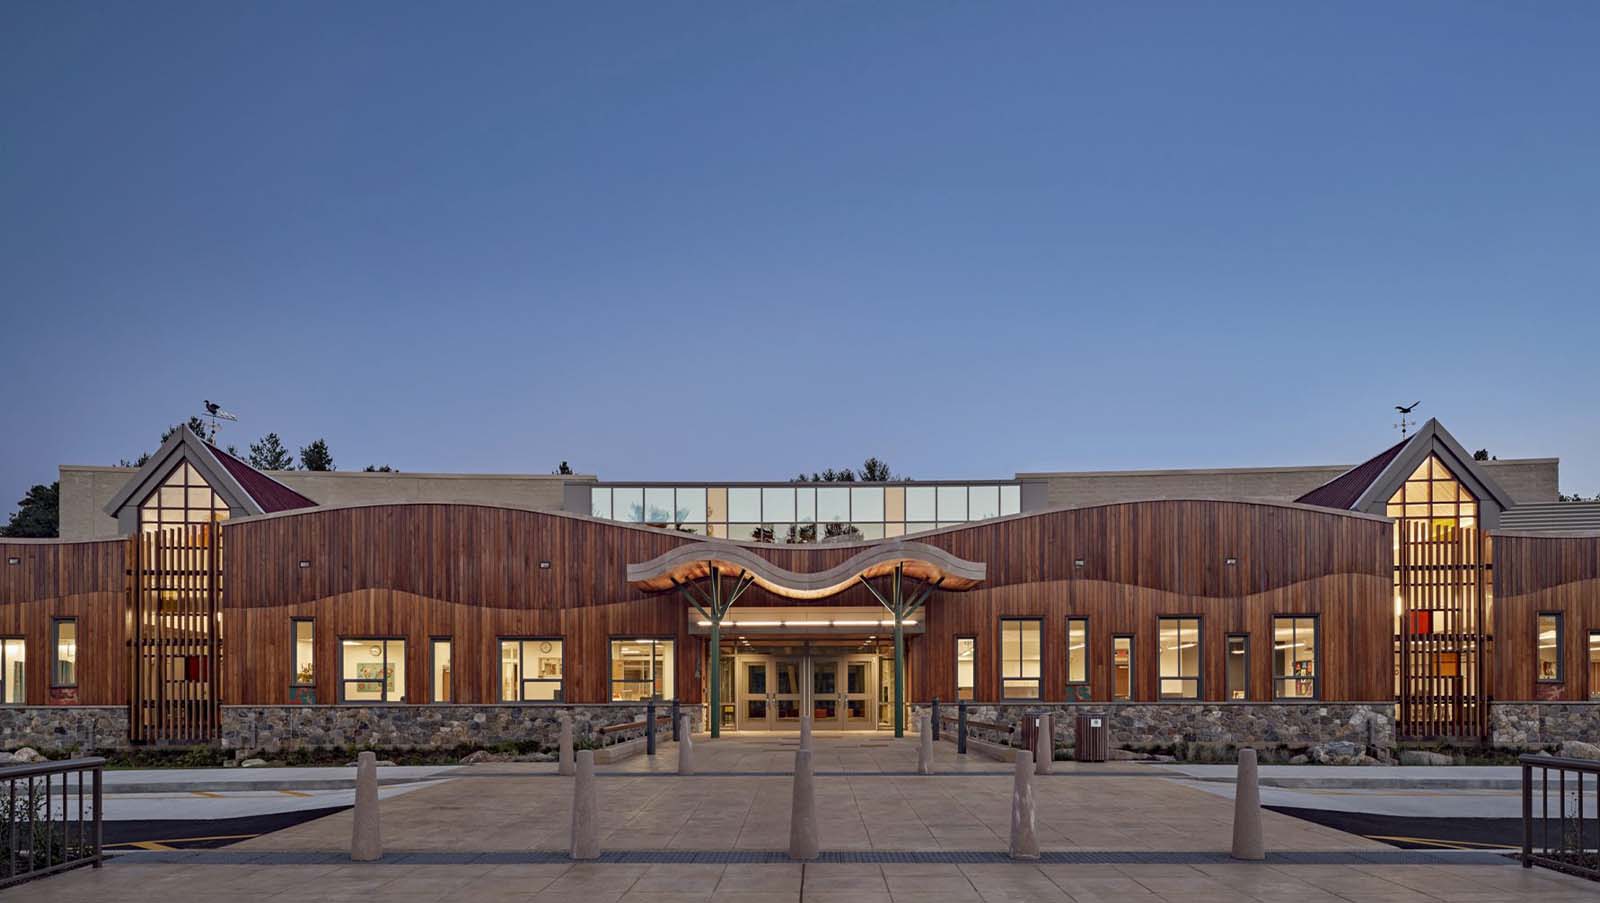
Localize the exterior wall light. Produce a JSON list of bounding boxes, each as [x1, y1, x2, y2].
[[1073, 558, 1085, 568], [5, 557, 18, 566], [298, 560, 312, 569], [539, 560, 551, 570], [1225, 557, 1238, 566]]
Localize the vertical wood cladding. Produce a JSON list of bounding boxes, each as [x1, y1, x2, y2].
[[219, 501, 1392, 706], [0, 539, 126, 705], [1492, 533, 1600, 701]]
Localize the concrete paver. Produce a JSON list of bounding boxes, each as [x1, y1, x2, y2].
[[6, 734, 1596, 902]]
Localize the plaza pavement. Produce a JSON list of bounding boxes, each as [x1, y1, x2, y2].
[[8, 732, 1597, 902]]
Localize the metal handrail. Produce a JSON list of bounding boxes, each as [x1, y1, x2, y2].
[[1521, 753, 1599, 881], [1, 757, 104, 889]]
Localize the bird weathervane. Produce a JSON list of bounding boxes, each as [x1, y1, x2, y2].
[[1394, 401, 1420, 437]]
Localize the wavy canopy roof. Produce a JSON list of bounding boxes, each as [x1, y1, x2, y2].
[[627, 540, 986, 600]]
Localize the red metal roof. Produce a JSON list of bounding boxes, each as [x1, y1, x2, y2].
[[205, 444, 318, 513], [1295, 435, 1413, 510]]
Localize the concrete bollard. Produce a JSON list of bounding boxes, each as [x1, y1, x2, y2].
[[571, 749, 600, 860], [800, 713, 812, 751], [1231, 747, 1265, 861], [678, 714, 694, 775], [917, 713, 934, 775], [1035, 714, 1054, 775], [788, 748, 819, 860], [559, 714, 575, 776], [1008, 749, 1039, 860], [351, 750, 382, 861]]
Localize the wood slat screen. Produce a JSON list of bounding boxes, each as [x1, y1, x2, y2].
[[128, 525, 221, 743], [1396, 521, 1488, 739]]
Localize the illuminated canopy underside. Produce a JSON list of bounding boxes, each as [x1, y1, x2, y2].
[[626, 540, 986, 599]]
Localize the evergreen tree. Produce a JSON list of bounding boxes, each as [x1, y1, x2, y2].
[[1, 482, 59, 538], [555, 461, 573, 475], [162, 417, 212, 444], [298, 439, 335, 472], [249, 433, 296, 471], [363, 464, 396, 472]]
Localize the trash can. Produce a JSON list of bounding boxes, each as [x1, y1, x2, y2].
[[1074, 711, 1108, 762]]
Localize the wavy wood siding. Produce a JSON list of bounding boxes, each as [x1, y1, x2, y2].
[[0, 539, 126, 705], [219, 501, 1391, 706], [1493, 533, 1600, 701]]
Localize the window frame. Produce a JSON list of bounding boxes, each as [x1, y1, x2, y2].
[[1158, 618, 1203, 701], [290, 618, 316, 688], [954, 635, 977, 701], [1537, 612, 1564, 684], [0, 636, 24, 705], [430, 636, 453, 703], [1065, 617, 1090, 698], [1111, 634, 1135, 701], [998, 617, 1043, 700], [499, 636, 565, 703], [1589, 630, 1599, 701], [608, 636, 675, 702], [337, 636, 407, 704], [1225, 633, 1250, 701], [1271, 615, 1320, 700], [51, 618, 78, 689]]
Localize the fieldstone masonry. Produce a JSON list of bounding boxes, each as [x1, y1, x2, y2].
[[0, 706, 130, 753], [1490, 703, 1600, 749]]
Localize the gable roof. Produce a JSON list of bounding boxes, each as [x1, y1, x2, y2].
[[203, 444, 317, 513], [1295, 418, 1517, 514], [103, 425, 317, 518], [1296, 435, 1414, 510]]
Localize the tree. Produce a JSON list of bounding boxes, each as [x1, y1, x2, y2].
[[1559, 492, 1600, 502], [363, 464, 396, 473], [555, 461, 573, 475], [860, 457, 894, 481], [249, 433, 296, 471], [1, 482, 59, 538], [298, 439, 335, 472], [795, 459, 904, 482]]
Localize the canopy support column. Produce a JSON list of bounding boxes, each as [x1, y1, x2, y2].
[[860, 565, 942, 738], [676, 567, 753, 739]]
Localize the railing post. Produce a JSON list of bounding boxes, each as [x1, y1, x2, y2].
[[931, 697, 941, 742], [671, 700, 681, 742], [92, 764, 103, 868], [646, 700, 657, 756], [957, 700, 968, 755]]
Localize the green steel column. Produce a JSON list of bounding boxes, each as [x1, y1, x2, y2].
[[709, 570, 722, 739], [709, 619, 721, 738], [893, 566, 905, 738]]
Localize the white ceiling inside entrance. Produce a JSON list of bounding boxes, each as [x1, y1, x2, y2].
[[684, 606, 925, 635]]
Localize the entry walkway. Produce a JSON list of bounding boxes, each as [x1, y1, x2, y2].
[[7, 734, 1596, 902]]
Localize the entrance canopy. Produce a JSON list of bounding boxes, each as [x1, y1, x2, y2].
[[626, 539, 985, 599]]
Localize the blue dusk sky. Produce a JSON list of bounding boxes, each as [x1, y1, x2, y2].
[[3, 2, 1598, 514]]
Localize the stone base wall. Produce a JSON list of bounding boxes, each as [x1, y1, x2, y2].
[[911, 701, 1396, 761], [1490, 703, 1600, 750], [0, 707, 130, 754], [221, 704, 704, 755]]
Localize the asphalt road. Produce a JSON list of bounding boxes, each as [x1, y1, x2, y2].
[[104, 806, 347, 850]]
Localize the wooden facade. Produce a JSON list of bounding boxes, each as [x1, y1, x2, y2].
[[1492, 531, 1600, 702], [6, 499, 1597, 742]]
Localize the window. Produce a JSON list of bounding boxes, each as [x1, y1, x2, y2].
[[1000, 619, 1041, 698], [138, 461, 230, 533], [291, 619, 315, 687], [1590, 632, 1599, 700], [611, 639, 674, 701], [501, 639, 564, 701], [431, 638, 453, 703], [1065, 618, 1088, 699], [340, 639, 406, 703], [1112, 635, 1133, 701], [955, 637, 976, 701], [1159, 618, 1201, 699], [52, 619, 77, 688], [1537, 613, 1563, 683], [1272, 617, 1318, 699], [1226, 635, 1249, 700], [0, 638, 24, 704]]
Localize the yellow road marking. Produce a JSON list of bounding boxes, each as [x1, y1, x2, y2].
[[278, 789, 312, 797], [127, 841, 176, 851], [190, 791, 225, 798], [109, 833, 259, 850], [1365, 834, 1516, 851]]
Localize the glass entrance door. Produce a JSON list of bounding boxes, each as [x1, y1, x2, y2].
[[740, 659, 771, 730], [842, 657, 874, 727], [811, 659, 840, 724], [773, 658, 804, 728]]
